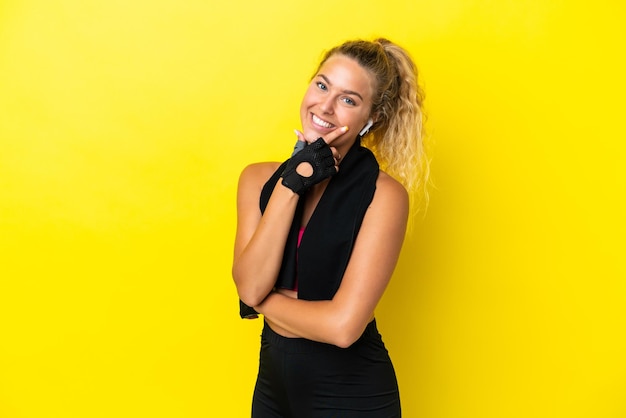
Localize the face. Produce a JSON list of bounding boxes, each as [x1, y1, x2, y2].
[[300, 54, 376, 153]]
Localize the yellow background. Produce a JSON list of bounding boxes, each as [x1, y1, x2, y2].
[[1, 0, 624, 417]]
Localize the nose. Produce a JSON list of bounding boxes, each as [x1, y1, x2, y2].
[[319, 95, 334, 114]]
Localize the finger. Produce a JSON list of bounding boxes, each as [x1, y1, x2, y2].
[[329, 147, 341, 172], [294, 129, 308, 143], [291, 130, 307, 156], [323, 125, 349, 145]]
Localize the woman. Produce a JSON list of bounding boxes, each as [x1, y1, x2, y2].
[[232, 38, 428, 417]]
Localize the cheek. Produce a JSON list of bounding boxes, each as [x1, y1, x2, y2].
[[300, 89, 314, 114], [300, 88, 316, 108], [340, 110, 368, 130], [299, 99, 308, 123]]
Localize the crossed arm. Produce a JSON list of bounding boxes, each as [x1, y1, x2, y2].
[[232, 164, 409, 348]]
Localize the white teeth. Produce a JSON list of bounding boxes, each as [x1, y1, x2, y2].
[[312, 114, 334, 128]]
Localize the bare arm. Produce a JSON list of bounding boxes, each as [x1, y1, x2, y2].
[[232, 129, 346, 307], [232, 162, 299, 307], [254, 173, 409, 348]]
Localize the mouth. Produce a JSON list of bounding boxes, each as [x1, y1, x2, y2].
[[311, 113, 335, 130]]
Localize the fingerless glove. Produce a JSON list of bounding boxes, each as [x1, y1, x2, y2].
[[281, 138, 336, 195], [291, 139, 306, 156]]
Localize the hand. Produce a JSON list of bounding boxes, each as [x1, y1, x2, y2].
[[281, 138, 337, 195], [292, 127, 346, 170]]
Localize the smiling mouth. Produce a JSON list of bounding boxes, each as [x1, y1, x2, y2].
[[312, 114, 335, 129]]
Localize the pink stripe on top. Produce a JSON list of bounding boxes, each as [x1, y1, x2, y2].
[[297, 227, 305, 247]]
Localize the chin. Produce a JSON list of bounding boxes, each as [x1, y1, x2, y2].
[[302, 129, 322, 143]]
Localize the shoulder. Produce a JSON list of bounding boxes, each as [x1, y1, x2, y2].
[[356, 170, 409, 247], [236, 162, 283, 215], [372, 171, 409, 211], [238, 161, 282, 189], [360, 170, 409, 231], [240, 161, 283, 178], [236, 162, 283, 206]]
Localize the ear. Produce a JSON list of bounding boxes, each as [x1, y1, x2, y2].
[[371, 111, 381, 124]]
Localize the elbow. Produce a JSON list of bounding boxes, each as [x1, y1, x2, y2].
[[334, 335, 359, 349], [232, 267, 268, 308], [233, 279, 268, 308], [329, 315, 367, 349], [238, 290, 267, 308], [332, 328, 362, 349]]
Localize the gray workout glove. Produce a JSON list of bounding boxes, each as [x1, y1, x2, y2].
[[291, 139, 306, 156], [281, 138, 336, 195]]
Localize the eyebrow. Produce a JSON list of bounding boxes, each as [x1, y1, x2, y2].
[[318, 74, 364, 102]]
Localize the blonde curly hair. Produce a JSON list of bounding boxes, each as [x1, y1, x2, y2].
[[316, 38, 430, 212]]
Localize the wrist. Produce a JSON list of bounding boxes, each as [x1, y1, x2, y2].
[[276, 176, 303, 197]]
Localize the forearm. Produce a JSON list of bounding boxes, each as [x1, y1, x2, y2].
[[232, 183, 299, 306], [255, 292, 366, 348], [233, 137, 340, 311]]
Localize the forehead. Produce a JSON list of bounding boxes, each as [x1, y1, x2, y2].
[[316, 54, 376, 100]]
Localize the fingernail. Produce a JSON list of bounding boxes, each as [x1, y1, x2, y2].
[[294, 129, 299, 137], [342, 126, 349, 132]]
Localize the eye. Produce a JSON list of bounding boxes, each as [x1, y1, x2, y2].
[[342, 97, 356, 106], [316, 81, 327, 91]]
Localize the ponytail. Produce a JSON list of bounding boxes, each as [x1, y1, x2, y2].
[[317, 38, 430, 212]]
